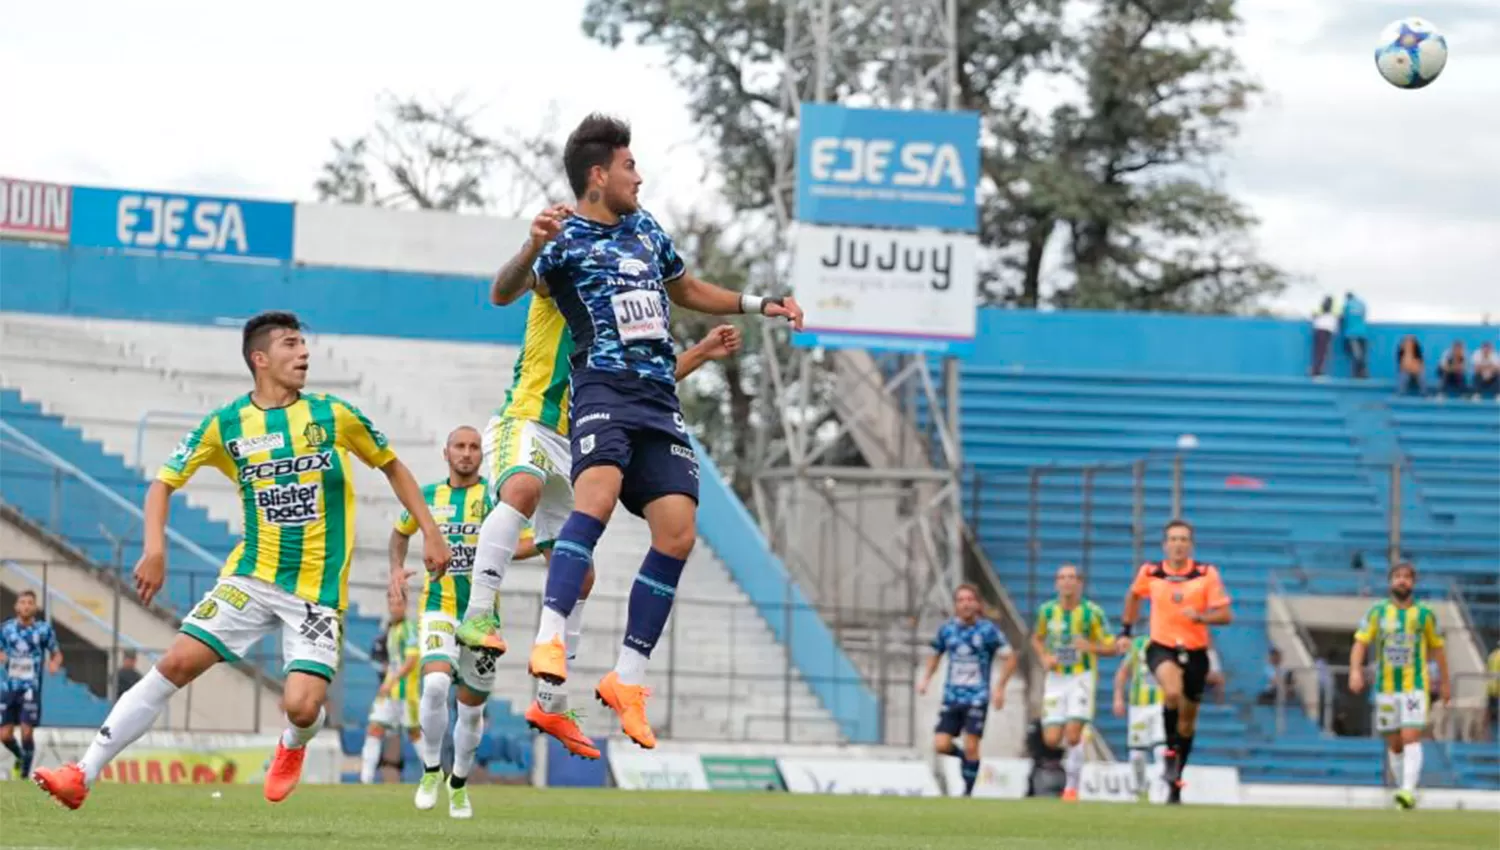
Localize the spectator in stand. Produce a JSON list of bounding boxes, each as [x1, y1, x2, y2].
[[113, 649, 142, 700], [1309, 296, 1339, 377], [1396, 336, 1425, 395], [1257, 647, 1293, 705], [1340, 292, 1370, 378], [1437, 341, 1468, 397], [1472, 341, 1499, 399]]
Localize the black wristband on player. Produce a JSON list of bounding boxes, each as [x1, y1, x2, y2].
[[1120, 623, 1133, 637]]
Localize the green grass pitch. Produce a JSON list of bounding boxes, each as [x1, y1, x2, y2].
[[2, 783, 1495, 849]]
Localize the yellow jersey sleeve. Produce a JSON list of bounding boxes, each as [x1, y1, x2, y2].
[[157, 414, 234, 488], [394, 509, 420, 536], [1423, 607, 1444, 649], [1353, 605, 1379, 644], [1089, 602, 1112, 642], [1034, 605, 1049, 639], [331, 397, 397, 469]]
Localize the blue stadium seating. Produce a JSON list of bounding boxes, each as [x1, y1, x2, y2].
[[0, 390, 533, 750], [942, 368, 1499, 788]]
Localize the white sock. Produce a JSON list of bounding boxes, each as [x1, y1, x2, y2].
[[463, 502, 527, 621], [614, 645, 649, 686], [1402, 743, 1423, 792], [1129, 749, 1148, 791], [1388, 749, 1404, 785], [1064, 741, 1086, 791], [79, 667, 178, 785], [537, 598, 589, 713], [535, 606, 567, 645], [1152, 744, 1167, 768], [280, 706, 325, 750], [359, 734, 383, 784], [451, 702, 485, 780], [419, 673, 452, 769]]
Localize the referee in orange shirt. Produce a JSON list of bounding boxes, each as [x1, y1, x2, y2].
[[1116, 519, 1233, 804]]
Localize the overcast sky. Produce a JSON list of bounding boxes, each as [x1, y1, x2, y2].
[[2, 0, 1495, 324]]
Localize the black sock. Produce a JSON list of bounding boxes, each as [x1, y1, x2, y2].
[[961, 759, 979, 796], [1, 737, 21, 761], [20, 739, 35, 776], [449, 774, 467, 789], [1178, 735, 1194, 770], [424, 764, 442, 774], [1163, 707, 1181, 751]]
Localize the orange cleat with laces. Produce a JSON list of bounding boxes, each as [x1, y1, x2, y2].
[[595, 671, 656, 749], [263, 741, 306, 803], [525, 701, 601, 759], [33, 763, 89, 810]]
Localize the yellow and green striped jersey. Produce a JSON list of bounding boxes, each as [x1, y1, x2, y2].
[[158, 392, 396, 612], [1125, 635, 1162, 707], [1035, 598, 1112, 675], [383, 619, 420, 700], [395, 480, 494, 618], [498, 292, 574, 435], [1353, 600, 1444, 695]]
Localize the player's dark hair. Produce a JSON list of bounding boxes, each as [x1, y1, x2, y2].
[[17, 589, 36, 601], [241, 311, 303, 375], [564, 113, 631, 198], [1163, 518, 1194, 540], [1389, 561, 1417, 579]]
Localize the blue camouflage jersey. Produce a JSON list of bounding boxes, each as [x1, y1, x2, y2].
[[931, 617, 1007, 706], [0, 617, 59, 693], [534, 210, 686, 388]]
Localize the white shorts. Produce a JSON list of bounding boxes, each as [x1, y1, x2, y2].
[[483, 415, 572, 545], [368, 695, 418, 729], [1375, 690, 1429, 734], [1042, 671, 1097, 726], [1128, 703, 1166, 749], [418, 610, 498, 692], [181, 576, 342, 680]]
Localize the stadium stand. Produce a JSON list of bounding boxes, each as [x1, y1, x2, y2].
[[0, 311, 845, 745], [943, 365, 1498, 788]]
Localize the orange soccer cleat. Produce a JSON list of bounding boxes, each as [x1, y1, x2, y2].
[[263, 741, 306, 803], [525, 701, 601, 760], [1061, 787, 1079, 802], [595, 671, 656, 749], [528, 637, 568, 685], [33, 763, 89, 810]]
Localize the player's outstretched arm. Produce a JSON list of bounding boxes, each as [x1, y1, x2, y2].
[[133, 480, 176, 606], [1433, 643, 1451, 704], [1347, 637, 1369, 693], [388, 528, 415, 608], [666, 275, 804, 329], [381, 459, 452, 577], [674, 325, 742, 381], [491, 203, 571, 305]]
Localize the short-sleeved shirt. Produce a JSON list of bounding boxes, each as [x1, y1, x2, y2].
[[930, 617, 1008, 706], [1125, 635, 1163, 707], [1130, 560, 1231, 651], [159, 392, 397, 612], [533, 210, 686, 389], [1353, 601, 1444, 695], [394, 479, 500, 618], [382, 619, 420, 700], [0, 618, 59, 689], [1035, 598, 1112, 675], [498, 292, 575, 435]]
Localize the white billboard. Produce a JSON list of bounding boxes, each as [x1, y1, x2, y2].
[[778, 757, 941, 797], [791, 223, 977, 355]]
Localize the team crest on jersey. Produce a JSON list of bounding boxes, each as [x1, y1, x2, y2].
[[303, 421, 330, 449], [1172, 592, 1183, 604], [469, 500, 486, 520], [637, 233, 654, 253], [580, 434, 596, 455]]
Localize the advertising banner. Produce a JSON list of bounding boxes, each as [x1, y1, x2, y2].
[[701, 756, 786, 791], [796, 102, 979, 232], [790, 223, 977, 355], [609, 750, 710, 791], [70, 185, 294, 262], [778, 757, 941, 797], [1079, 761, 1241, 805], [0, 729, 340, 784], [0, 177, 71, 243], [940, 757, 1033, 799]]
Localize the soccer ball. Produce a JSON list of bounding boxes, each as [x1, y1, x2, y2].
[[1374, 18, 1448, 89]]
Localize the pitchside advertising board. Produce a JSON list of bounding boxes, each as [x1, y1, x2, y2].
[[792, 103, 980, 356], [70, 185, 295, 263], [0, 176, 72, 243]]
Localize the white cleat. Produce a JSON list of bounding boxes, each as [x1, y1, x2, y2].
[[448, 780, 473, 819], [414, 770, 442, 810]]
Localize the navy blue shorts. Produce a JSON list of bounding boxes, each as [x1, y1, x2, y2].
[[570, 371, 699, 517], [1, 682, 42, 727], [935, 701, 987, 737]]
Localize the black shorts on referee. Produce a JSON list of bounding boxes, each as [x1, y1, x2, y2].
[[1146, 642, 1211, 703]]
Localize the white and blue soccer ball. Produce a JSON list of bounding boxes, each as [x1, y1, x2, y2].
[[1374, 18, 1448, 89]]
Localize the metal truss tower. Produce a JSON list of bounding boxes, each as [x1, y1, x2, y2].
[[753, 0, 972, 700]]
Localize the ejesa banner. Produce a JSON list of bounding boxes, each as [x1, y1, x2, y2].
[[69, 185, 295, 262], [791, 223, 977, 355], [0, 177, 71, 243]]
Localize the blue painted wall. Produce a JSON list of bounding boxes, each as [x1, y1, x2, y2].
[[969, 309, 1496, 378]]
